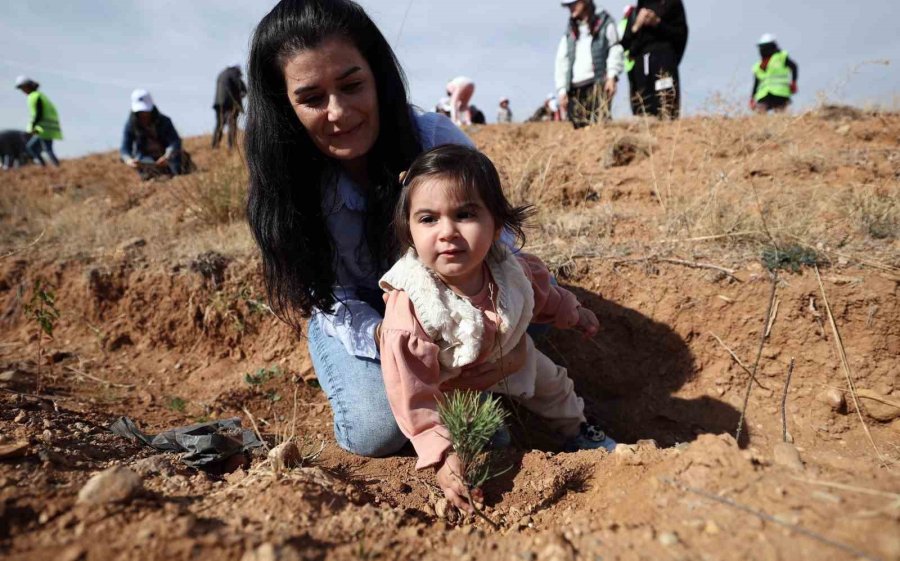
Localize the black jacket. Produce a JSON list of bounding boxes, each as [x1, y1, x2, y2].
[[213, 66, 247, 111], [620, 0, 688, 65]]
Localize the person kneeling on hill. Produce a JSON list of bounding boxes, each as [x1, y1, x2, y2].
[[120, 89, 192, 181]]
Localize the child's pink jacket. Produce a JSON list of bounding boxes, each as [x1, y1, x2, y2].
[[379, 250, 582, 469]]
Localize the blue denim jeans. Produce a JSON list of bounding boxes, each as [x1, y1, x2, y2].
[[26, 136, 60, 167], [307, 314, 408, 457]]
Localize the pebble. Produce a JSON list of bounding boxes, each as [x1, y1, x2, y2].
[[703, 520, 721, 535], [816, 389, 846, 413], [241, 543, 303, 561], [13, 410, 27, 424], [538, 532, 575, 561], [268, 441, 301, 473], [77, 466, 143, 505], [435, 498, 450, 519], [132, 454, 174, 477], [773, 442, 804, 471], [658, 531, 679, 546]]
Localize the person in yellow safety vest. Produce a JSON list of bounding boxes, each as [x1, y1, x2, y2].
[[619, 6, 635, 73], [14, 76, 62, 167], [619, 5, 636, 111], [751, 33, 798, 113]]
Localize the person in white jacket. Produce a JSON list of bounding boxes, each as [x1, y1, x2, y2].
[[554, 0, 624, 128]]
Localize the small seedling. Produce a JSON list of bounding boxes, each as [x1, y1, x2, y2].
[[437, 390, 509, 529], [761, 244, 820, 272], [166, 396, 187, 412], [22, 279, 60, 392], [244, 365, 282, 386]]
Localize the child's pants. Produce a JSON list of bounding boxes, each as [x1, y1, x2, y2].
[[489, 336, 585, 437]]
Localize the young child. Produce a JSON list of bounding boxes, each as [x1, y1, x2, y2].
[[378, 144, 616, 511]]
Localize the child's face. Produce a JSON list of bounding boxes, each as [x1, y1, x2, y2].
[[408, 175, 500, 290]]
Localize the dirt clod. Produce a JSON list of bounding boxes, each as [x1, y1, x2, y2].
[[772, 442, 804, 471], [77, 466, 143, 505]]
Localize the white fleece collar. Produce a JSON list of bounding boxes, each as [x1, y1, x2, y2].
[[379, 246, 534, 370]]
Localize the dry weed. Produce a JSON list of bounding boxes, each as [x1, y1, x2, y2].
[[167, 154, 248, 226]]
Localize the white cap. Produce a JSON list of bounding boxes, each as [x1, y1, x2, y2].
[[14, 75, 32, 89], [560, 0, 579, 5], [499, 96, 509, 103], [758, 33, 777, 45], [131, 89, 155, 113]]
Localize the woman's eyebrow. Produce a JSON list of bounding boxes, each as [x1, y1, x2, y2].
[[293, 66, 362, 96]]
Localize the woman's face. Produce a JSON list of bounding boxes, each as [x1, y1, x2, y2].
[[282, 36, 380, 163]]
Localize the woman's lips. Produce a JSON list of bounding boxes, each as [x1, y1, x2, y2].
[[330, 122, 362, 137]]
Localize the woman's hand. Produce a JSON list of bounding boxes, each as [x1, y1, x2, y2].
[[435, 453, 481, 512], [632, 8, 661, 32], [155, 155, 169, 167], [442, 333, 528, 391], [575, 307, 599, 338]]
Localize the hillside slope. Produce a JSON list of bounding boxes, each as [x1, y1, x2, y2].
[[1, 108, 898, 561]]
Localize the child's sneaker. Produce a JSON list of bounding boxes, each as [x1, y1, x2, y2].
[[563, 421, 617, 452]]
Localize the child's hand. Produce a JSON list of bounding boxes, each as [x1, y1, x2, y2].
[[574, 307, 599, 338], [435, 453, 482, 513]]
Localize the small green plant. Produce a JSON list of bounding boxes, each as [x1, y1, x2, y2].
[[437, 390, 509, 529], [166, 396, 187, 412], [23, 279, 60, 392], [244, 365, 282, 386], [761, 244, 820, 272]]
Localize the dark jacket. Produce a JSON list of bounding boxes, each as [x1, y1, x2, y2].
[[120, 109, 182, 162], [213, 66, 247, 112], [620, 0, 688, 64]]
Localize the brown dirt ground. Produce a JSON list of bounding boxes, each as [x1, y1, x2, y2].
[[1, 109, 899, 561]]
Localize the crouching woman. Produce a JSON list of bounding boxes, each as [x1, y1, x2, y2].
[[120, 89, 190, 180]]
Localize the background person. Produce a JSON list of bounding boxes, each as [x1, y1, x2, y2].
[[244, 0, 530, 461], [120, 89, 186, 181], [750, 34, 798, 113], [554, 0, 624, 129], [212, 64, 247, 150], [497, 97, 513, 123], [14, 76, 62, 167], [446, 76, 475, 126], [620, 0, 688, 118]]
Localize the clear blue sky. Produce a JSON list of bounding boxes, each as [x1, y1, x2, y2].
[[1, 0, 897, 158]]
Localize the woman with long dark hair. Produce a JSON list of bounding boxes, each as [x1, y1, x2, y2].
[[245, 0, 527, 458]]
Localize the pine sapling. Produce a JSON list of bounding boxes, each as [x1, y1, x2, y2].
[[437, 390, 509, 529], [22, 279, 60, 392]]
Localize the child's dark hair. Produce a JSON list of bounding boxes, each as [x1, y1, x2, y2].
[[393, 144, 534, 254]]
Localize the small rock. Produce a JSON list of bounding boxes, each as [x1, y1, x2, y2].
[[658, 531, 679, 546], [241, 543, 303, 561], [703, 520, 720, 535], [861, 393, 900, 422], [132, 454, 174, 477], [835, 124, 851, 136], [538, 532, 575, 561], [773, 442, 804, 471], [816, 389, 846, 413], [38, 448, 72, 467], [636, 439, 658, 450], [435, 498, 450, 519], [268, 441, 301, 473], [77, 466, 143, 505], [613, 443, 643, 465], [0, 369, 30, 387], [13, 410, 27, 424], [0, 441, 29, 459]]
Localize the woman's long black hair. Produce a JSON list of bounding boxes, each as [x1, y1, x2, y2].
[[245, 0, 421, 330]]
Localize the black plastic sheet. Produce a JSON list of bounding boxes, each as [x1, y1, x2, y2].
[[110, 416, 263, 470]]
